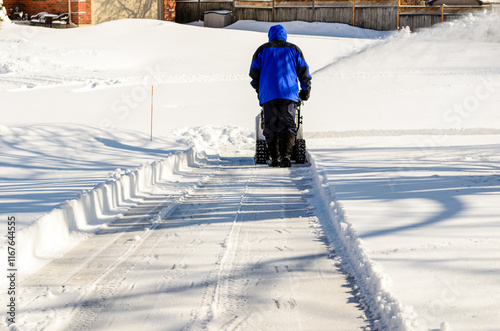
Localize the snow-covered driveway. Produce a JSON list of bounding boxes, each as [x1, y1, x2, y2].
[[19, 156, 368, 330]]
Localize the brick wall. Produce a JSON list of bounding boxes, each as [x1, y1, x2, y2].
[[72, 0, 91, 25], [2, 0, 30, 17], [2, 0, 90, 24]]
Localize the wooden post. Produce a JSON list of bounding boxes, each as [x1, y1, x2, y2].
[[441, 4, 445, 23], [150, 85, 154, 142], [352, 0, 355, 26], [272, 0, 275, 21], [312, 0, 316, 22], [199, 0, 202, 21], [397, 0, 400, 30], [232, 0, 235, 22]]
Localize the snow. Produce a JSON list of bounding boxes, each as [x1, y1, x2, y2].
[[0, 3, 9, 24], [1, 12, 500, 331], [307, 134, 500, 330]]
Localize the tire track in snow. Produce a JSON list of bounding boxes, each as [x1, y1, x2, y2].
[[210, 164, 254, 320], [182, 159, 254, 330]]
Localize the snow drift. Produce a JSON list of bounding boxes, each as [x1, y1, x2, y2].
[[0, 4, 9, 23]]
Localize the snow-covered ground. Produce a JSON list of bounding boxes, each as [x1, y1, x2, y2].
[[1, 12, 499, 331]]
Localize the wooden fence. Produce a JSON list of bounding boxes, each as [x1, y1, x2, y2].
[[175, 0, 492, 31]]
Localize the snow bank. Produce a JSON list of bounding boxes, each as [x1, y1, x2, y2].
[[307, 12, 500, 132], [227, 20, 391, 39], [307, 151, 420, 331], [0, 4, 9, 23], [1, 148, 198, 278]]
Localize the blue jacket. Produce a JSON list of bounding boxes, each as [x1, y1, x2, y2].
[[250, 25, 312, 105]]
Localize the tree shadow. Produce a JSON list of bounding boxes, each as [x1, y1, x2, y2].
[[310, 143, 500, 238], [93, 0, 158, 24], [94, 137, 174, 157], [0, 125, 185, 225]]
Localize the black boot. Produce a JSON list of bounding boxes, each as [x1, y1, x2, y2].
[[266, 136, 280, 167], [279, 132, 295, 168]]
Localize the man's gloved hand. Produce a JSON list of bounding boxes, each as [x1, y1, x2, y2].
[[299, 89, 310, 101]]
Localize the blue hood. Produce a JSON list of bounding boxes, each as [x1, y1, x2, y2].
[[268, 25, 287, 42]]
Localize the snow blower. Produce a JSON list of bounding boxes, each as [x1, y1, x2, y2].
[[254, 102, 307, 165]]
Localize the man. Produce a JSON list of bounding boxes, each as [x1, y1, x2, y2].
[[250, 24, 312, 167]]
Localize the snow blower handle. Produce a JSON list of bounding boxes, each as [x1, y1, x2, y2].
[[260, 109, 265, 130], [296, 101, 303, 132]]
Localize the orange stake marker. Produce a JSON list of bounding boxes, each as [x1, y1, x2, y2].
[[150, 85, 154, 142]]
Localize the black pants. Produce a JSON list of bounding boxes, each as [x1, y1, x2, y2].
[[262, 99, 297, 140]]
